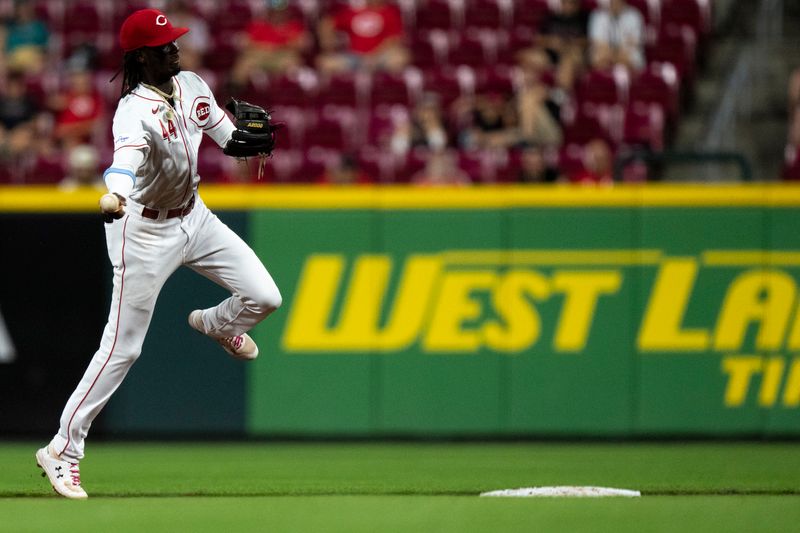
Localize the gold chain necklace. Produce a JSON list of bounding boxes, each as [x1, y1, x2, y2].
[[141, 81, 177, 101]]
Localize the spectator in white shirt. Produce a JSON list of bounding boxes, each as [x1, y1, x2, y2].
[[588, 0, 645, 72]]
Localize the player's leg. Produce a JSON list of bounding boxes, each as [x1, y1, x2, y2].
[[46, 216, 182, 465], [183, 199, 281, 341]]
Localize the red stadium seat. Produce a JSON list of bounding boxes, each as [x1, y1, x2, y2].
[[369, 68, 423, 109], [506, 26, 536, 54], [783, 145, 800, 181], [627, 0, 661, 26], [269, 106, 310, 150], [558, 143, 586, 177], [629, 62, 681, 124], [315, 72, 367, 108], [448, 32, 492, 68], [34, 0, 65, 32], [457, 149, 486, 182], [475, 65, 519, 96], [265, 69, 319, 108], [661, 0, 711, 40], [622, 102, 665, 151], [215, 0, 253, 33], [367, 104, 410, 148], [197, 143, 225, 182], [422, 65, 476, 108], [465, 0, 511, 30], [62, 1, 105, 58], [646, 24, 697, 87], [510, 0, 549, 32], [562, 105, 615, 147], [415, 0, 463, 31], [575, 68, 629, 106], [356, 145, 399, 183], [411, 31, 450, 69], [305, 107, 360, 151]]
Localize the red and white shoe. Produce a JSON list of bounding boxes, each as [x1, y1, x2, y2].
[[35, 445, 88, 499], [188, 310, 259, 360]]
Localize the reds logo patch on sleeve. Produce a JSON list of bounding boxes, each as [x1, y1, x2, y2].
[[189, 96, 212, 127]]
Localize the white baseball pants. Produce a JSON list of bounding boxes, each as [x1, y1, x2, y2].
[[50, 194, 281, 461]]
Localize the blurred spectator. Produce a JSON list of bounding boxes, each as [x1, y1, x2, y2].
[[317, 153, 373, 185], [59, 144, 103, 190], [513, 68, 563, 149], [230, 1, 310, 86], [0, 69, 39, 158], [570, 138, 614, 184], [48, 68, 104, 149], [783, 67, 800, 180], [1, 0, 49, 75], [167, 0, 211, 73], [317, 0, 409, 75], [588, 0, 645, 72], [539, 0, 589, 90], [517, 145, 559, 183], [459, 93, 517, 150], [411, 150, 471, 186], [25, 136, 63, 184], [390, 94, 449, 155]]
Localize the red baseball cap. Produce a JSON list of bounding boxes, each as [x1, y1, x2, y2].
[[119, 9, 189, 52]]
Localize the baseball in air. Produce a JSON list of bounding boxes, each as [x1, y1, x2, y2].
[[100, 193, 120, 212]]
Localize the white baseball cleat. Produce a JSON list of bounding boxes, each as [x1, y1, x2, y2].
[[35, 445, 88, 499], [188, 310, 259, 360]]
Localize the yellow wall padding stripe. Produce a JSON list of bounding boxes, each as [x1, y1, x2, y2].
[[1, 184, 800, 212]]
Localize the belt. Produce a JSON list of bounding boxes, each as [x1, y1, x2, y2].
[[141, 195, 195, 220]]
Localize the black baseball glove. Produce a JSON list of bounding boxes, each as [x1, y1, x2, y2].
[[223, 98, 279, 158]]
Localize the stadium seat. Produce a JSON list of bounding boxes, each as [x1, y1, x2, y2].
[[415, 0, 463, 31], [356, 145, 398, 183], [562, 105, 617, 147], [305, 106, 360, 151], [646, 24, 697, 87], [475, 65, 518, 96], [410, 30, 451, 68], [197, 143, 225, 182], [492, 148, 523, 183], [263, 148, 307, 183], [627, 0, 661, 26], [622, 102, 665, 151], [315, 72, 367, 108], [464, 0, 511, 30], [629, 63, 681, 126], [510, 0, 549, 31], [215, 0, 253, 33], [203, 38, 240, 74], [558, 143, 587, 178], [33, 0, 65, 32], [660, 0, 712, 41], [265, 69, 320, 108], [506, 26, 536, 55], [367, 104, 410, 148], [783, 145, 800, 181], [368, 68, 423, 109], [270, 106, 310, 150], [422, 65, 476, 108], [575, 68, 629, 107]]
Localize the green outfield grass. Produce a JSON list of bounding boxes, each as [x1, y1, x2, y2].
[[2, 442, 799, 532]]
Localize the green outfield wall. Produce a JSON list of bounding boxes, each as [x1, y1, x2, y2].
[[2, 185, 800, 437]]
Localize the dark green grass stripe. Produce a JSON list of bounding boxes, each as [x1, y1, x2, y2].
[[4, 489, 800, 498]]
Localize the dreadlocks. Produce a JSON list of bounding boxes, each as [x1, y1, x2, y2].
[[118, 51, 144, 99]]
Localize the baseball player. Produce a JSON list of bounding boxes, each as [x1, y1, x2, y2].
[[35, 9, 282, 499]]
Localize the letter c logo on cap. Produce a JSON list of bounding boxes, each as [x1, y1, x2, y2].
[[156, 15, 167, 26]]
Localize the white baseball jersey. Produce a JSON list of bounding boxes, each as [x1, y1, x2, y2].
[[48, 71, 282, 462], [103, 70, 235, 208]]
